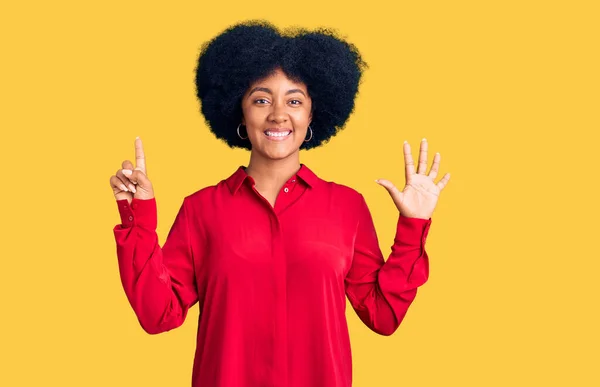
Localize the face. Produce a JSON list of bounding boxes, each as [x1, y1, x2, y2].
[[241, 68, 312, 161]]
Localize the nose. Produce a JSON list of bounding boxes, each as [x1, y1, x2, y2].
[[268, 100, 288, 124]]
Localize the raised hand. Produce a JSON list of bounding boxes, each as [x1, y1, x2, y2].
[[376, 138, 450, 219], [109, 137, 155, 204]]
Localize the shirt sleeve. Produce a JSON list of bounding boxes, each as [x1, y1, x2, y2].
[[345, 194, 432, 336], [113, 197, 198, 334]]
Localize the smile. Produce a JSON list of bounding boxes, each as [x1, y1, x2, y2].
[[264, 130, 292, 140]]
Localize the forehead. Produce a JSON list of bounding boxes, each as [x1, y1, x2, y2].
[[249, 68, 307, 89]]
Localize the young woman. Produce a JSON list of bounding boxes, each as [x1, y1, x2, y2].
[[109, 20, 450, 387]]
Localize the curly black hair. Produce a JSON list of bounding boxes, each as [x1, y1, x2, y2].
[[194, 20, 367, 150]]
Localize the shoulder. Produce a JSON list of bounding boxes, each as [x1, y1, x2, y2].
[[186, 184, 217, 201], [182, 179, 229, 208], [328, 181, 362, 198], [317, 178, 366, 208], [178, 182, 228, 232]]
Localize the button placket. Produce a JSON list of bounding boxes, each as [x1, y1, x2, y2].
[[269, 213, 288, 383]]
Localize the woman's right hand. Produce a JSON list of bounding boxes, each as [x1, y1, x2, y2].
[[110, 137, 155, 204]]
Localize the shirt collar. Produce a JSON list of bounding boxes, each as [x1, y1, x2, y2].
[[226, 163, 319, 195]]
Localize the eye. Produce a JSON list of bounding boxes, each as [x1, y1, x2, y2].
[[254, 98, 269, 104], [289, 99, 302, 105]]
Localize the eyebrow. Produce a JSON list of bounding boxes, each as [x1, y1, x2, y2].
[[248, 87, 307, 98]]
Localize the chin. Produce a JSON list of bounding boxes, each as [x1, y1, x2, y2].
[[257, 145, 301, 161], [263, 149, 297, 160], [249, 135, 302, 159]]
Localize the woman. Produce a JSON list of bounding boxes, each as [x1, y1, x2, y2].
[[109, 20, 450, 387]]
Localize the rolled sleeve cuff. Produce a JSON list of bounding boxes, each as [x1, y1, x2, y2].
[[394, 214, 432, 248], [116, 197, 157, 230]]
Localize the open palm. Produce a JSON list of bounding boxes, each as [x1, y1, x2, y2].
[[376, 138, 450, 219]]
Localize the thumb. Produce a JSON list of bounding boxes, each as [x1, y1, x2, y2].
[[122, 168, 150, 187], [375, 179, 403, 206]]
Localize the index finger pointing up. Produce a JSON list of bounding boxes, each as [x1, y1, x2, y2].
[[135, 136, 146, 174]]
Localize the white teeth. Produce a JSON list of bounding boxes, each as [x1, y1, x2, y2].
[[265, 131, 291, 137]]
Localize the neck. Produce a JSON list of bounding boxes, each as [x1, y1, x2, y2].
[[245, 152, 301, 190]]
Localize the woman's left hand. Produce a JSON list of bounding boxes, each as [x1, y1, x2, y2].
[[376, 138, 450, 220]]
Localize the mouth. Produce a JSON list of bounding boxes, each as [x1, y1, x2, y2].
[[264, 129, 293, 141]]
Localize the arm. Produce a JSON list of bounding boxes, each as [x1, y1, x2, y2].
[[113, 197, 198, 334], [345, 194, 432, 336]]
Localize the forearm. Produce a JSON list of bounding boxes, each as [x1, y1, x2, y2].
[[346, 202, 432, 336], [113, 198, 195, 334], [114, 225, 189, 334]]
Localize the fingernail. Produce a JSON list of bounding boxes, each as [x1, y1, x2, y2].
[[120, 184, 128, 192], [375, 179, 379, 183], [128, 184, 136, 193], [422, 138, 427, 141], [403, 140, 407, 144], [122, 169, 132, 175]]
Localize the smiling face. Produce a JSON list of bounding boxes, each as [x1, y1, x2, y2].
[[241, 67, 313, 161]]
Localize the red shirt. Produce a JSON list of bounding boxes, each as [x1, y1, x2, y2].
[[113, 164, 432, 387]]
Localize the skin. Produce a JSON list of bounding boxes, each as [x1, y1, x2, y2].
[[109, 69, 451, 218], [376, 139, 451, 219], [240, 67, 313, 206]]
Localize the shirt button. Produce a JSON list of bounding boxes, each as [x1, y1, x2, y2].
[[128, 216, 133, 221], [291, 179, 296, 183], [284, 187, 289, 193]]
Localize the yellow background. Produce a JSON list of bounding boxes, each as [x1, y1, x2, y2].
[[1, 0, 598, 386]]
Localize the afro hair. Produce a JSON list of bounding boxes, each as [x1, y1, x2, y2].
[[194, 20, 367, 150]]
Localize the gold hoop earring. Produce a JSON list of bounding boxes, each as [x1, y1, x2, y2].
[[304, 125, 313, 142], [237, 124, 248, 140]]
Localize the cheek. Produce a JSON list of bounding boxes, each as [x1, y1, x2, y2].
[[243, 107, 265, 126], [292, 109, 311, 124]]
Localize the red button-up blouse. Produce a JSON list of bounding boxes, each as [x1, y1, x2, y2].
[[113, 164, 432, 387]]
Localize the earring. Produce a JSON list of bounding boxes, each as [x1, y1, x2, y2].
[[304, 125, 313, 142], [237, 124, 248, 140]]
